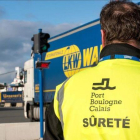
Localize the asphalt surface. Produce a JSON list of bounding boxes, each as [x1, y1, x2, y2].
[[0, 107, 30, 123]]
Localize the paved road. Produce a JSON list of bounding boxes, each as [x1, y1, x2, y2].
[[0, 107, 30, 123]]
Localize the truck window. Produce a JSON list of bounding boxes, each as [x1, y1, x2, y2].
[[24, 71, 27, 83]]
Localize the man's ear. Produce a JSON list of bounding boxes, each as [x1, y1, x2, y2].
[[101, 29, 106, 47]]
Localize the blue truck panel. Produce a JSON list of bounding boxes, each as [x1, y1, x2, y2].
[[34, 19, 101, 103]]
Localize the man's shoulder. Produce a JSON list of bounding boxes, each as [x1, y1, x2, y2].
[[56, 65, 99, 91], [67, 66, 98, 83], [74, 65, 98, 77]]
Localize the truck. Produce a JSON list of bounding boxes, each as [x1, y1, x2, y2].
[[0, 67, 24, 106], [0, 91, 23, 106], [23, 18, 102, 121]]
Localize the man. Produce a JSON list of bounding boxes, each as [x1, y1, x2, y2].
[[44, 1, 140, 140]]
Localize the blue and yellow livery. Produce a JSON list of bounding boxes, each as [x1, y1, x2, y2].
[[24, 18, 102, 120]]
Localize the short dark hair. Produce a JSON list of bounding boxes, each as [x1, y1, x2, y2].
[[100, 1, 140, 45]]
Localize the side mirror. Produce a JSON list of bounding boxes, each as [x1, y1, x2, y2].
[[20, 71, 23, 80]]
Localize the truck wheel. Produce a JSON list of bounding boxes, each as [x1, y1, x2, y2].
[[11, 103, 16, 107], [29, 105, 34, 122]]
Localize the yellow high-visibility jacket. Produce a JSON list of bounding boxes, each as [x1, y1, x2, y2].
[[44, 43, 140, 140]]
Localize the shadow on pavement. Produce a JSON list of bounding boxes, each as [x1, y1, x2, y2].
[[0, 107, 23, 111]]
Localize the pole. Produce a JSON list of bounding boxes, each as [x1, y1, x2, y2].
[[39, 28, 43, 140], [39, 68, 43, 139]]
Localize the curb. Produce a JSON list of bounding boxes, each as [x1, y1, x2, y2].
[[0, 122, 45, 140]]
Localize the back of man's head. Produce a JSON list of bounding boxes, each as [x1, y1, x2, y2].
[[100, 1, 140, 47]]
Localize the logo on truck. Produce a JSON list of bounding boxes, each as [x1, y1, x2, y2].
[[63, 45, 81, 78], [45, 44, 102, 78]]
